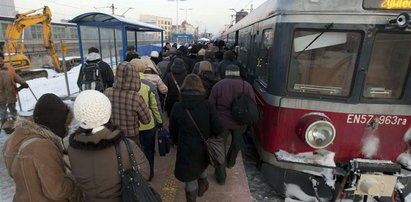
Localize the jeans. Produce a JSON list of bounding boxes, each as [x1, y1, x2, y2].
[[139, 127, 157, 179], [214, 126, 247, 184], [0, 103, 17, 126], [185, 169, 208, 192]]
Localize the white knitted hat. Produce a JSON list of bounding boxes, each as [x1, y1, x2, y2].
[[73, 90, 111, 131]]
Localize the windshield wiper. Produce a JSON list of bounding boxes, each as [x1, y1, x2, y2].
[[295, 23, 334, 59]]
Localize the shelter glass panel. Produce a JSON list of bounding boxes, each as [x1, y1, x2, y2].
[[363, 33, 411, 99], [288, 30, 362, 97], [137, 31, 162, 56]]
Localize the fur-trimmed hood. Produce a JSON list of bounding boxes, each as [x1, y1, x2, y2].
[[12, 117, 64, 152], [69, 126, 124, 151], [85, 52, 102, 62]]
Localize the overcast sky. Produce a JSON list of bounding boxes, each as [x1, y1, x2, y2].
[[13, 0, 267, 35]]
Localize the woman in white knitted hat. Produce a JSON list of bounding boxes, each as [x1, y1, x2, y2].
[[68, 90, 150, 202]]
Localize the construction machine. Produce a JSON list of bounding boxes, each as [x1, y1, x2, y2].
[[3, 6, 63, 79]]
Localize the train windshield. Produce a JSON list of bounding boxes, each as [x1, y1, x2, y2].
[[363, 33, 411, 99], [288, 30, 362, 97]]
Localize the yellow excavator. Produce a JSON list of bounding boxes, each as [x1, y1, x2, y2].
[[3, 6, 63, 79]]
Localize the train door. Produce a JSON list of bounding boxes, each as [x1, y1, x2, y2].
[[247, 23, 260, 81], [255, 20, 274, 87]]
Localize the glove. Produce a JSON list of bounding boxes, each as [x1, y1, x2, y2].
[[20, 83, 29, 89]]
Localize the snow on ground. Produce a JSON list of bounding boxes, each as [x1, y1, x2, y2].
[[0, 130, 14, 202]]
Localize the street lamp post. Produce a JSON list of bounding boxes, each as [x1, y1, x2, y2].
[[168, 0, 187, 30], [179, 8, 193, 22]]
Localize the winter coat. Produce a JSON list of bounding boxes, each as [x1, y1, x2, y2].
[[163, 61, 187, 116], [68, 125, 149, 202], [0, 66, 26, 104], [199, 71, 219, 99], [209, 77, 256, 129], [104, 61, 150, 137], [77, 52, 115, 91], [138, 73, 162, 131], [143, 73, 168, 95], [169, 91, 223, 182], [3, 117, 74, 202], [157, 59, 170, 79], [186, 55, 199, 73]]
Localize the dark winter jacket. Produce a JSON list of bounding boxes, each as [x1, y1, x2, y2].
[[104, 61, 150, 137], [77, 52, 114, 91], [68, 125, 149, 202], [199, 71, 219, 99], [162, 60, 187, 116], [209, 77, 256, 129], [186, 55, 200, 73], [169, 91, 223, 182], [3, 117, 74, 202]]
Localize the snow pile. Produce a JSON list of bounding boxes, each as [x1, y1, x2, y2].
[[0, 131, 15, 202], [285, 183, 324, 202], [16, 65, 81, 113], [275, 149, 336, 167], [404, 127, 411, 143], [361, 134, 380, 158], [397, 152, 411, 170]]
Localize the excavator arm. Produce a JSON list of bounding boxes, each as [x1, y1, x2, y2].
[[4, 6, 63, 72]]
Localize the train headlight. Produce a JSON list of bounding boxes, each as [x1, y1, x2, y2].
[[305, 120, 336, 149], [296, 113, 336, 149]]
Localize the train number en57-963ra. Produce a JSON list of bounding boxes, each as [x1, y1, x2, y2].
[[346, 114, 407, 126]]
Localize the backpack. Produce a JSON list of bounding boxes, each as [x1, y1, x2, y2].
[[230, 81, 259, 125], [80, 61, 104, 92]]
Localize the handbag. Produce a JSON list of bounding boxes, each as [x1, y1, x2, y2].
[[185, 109, 225, 167], [115, 138, 162, 202], [157, 127, 170, 156]]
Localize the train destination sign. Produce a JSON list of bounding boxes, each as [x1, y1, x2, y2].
[[364, 0, 411, 10]]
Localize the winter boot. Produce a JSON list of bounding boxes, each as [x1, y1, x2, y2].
[[197, 178, 209, 197], [185, 189, 197, 202]]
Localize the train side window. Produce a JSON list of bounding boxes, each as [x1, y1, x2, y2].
[[257, 29, 273, 85], [363, 33, 411, 99], [288, 30, 362, 97]]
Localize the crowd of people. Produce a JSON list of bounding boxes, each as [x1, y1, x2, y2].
[[1, 40, 256, 202]]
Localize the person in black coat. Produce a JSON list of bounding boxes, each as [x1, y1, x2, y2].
[[197, 61, 219, 99], [77, 47, 114, 92], [169, 74, 223, 202], [163, 58, 187, 117]]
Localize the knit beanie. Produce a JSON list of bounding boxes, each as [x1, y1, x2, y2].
[[73, 90, 111, 132], [33, 94, 69, 138], [172, 58, 185, 72], [225, 64, 240, 77], [130, 58, 145, 73], [88, 47, 99, 54], [150, 51, 159, 58]]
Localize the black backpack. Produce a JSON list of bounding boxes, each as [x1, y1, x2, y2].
[[80, 61, 104, 92], [230, 81, 259, 125]]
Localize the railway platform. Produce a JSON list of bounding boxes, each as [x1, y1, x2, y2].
[[149, 144, 253, 202]]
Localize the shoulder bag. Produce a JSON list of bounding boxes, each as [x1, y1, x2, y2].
[[185, 109, 225, 167], [115, 138, 162, 202]]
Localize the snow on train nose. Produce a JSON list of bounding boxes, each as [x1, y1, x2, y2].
[[296, 113, 336, 149]]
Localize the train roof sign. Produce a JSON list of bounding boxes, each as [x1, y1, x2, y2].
[[364, 0, 411, 10], [69, 12, 163, 32]]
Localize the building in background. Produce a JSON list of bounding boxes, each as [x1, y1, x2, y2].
[[140, 14, 172, 41], [0, 0, 17, 17]]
